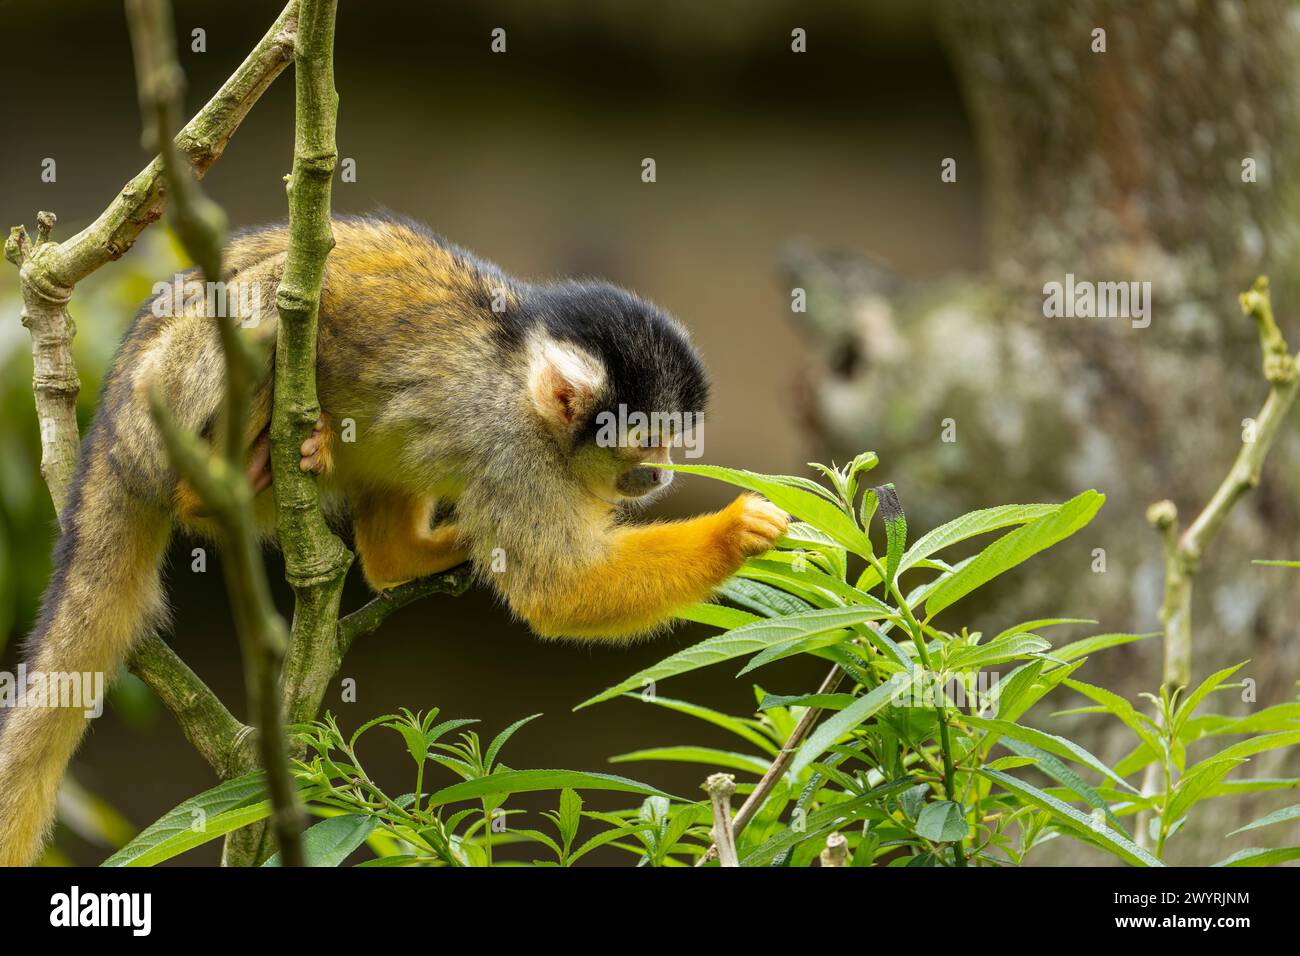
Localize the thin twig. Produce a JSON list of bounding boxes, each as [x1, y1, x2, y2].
[[337, 568, 474, 658], [1136, 276, 1300, 850], [696, 663, 844, 865], [2, 1, 298, 793], [127, 634, 254, 777]]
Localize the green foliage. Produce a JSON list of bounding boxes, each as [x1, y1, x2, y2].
[[109, 453, 1300, 867], [107, 708, 689, 867], [575, 455, 1296, 867]]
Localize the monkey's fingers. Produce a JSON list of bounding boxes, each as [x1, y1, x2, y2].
[[299, 417, 329, 474], [728, 494, 790, 557]]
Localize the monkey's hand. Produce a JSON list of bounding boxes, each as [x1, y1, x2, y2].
[[720, 493, 789, 561]]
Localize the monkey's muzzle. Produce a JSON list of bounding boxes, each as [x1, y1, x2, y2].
[[617, 465, 673, 498]]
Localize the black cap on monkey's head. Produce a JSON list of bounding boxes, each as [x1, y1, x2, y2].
[[516, 279, 710, 445]]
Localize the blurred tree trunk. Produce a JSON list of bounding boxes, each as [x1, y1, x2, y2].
[[786, 0, 1300, 863]]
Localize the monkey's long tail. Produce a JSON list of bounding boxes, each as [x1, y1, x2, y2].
[[0, 430, 172, 866]]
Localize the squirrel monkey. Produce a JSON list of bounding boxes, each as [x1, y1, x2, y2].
[[0, 214, 787, 865]]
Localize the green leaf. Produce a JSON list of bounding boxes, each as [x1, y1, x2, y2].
[[1184, 730, 1300, 779], [780, 522, 849, 580], [264, 813, 377, 867], [388, 722, 431, 769], [424, 770, 671, 807], [898, 503, 1058, 575], [740, 787, 899, 867], [991, 660, 1082, 724], [986, 756, 1038, 771], [947, 634, 1052, 670], [485, 713, 543, 771], [576, 606, 896, 710], [989, 618, 1096, 643], [915, 800, 968, 842], [1209, 778, 1300, 797], [758, 692, 856, 712], [568, 825, 635, 865], [557, 789, 583, 849], [792, 671, 917, 775], [1053, 631, 1155, 663], [740, 558, 877, 609], [609, 746, 771, 775], [872, 483, 907, 590], [924, 491, 1104, 619], [1229, 803, 1300, 836], [1001, 739, 1128, 834], [1213, 846, 1300, 867], [1165, 758, 1248, 825], [978, 769, 1162, 867], [624, 693, 777, 753], [1062, 679, 1163, 755], [102, 772, 294, 867], [664, 463, 874, 556], [1173, 663, 1246, 736], [965, 714, 1135, 793], [675, 602, 761, 630], [1252, 560, 1300, 568], [717, 578, 813, 617]]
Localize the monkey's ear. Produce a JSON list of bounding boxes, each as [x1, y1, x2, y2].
[[527, 341, 606, 431]]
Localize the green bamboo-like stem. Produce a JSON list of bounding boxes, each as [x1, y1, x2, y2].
[[128, 0, 304, 868], [271, 0, 352, 728], [1136, 276, 1300, 851]]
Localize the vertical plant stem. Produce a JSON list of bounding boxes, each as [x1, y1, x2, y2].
[[4, 1, 298, 522], [934, 705, 967, 867], [705, 773, 740, 867], [271, 0, 352, 727], [128, 0, 304, 868]]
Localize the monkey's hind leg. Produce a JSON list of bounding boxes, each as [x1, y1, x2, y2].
[[174, 425, 275, 520], [353, 491, 470, 590]]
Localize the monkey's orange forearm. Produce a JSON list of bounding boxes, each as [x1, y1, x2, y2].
[[513, 494, 787, 639]]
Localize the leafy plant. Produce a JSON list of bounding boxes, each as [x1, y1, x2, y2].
[[106, 708, 687, 867], [108, 454, 1300, 867]]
